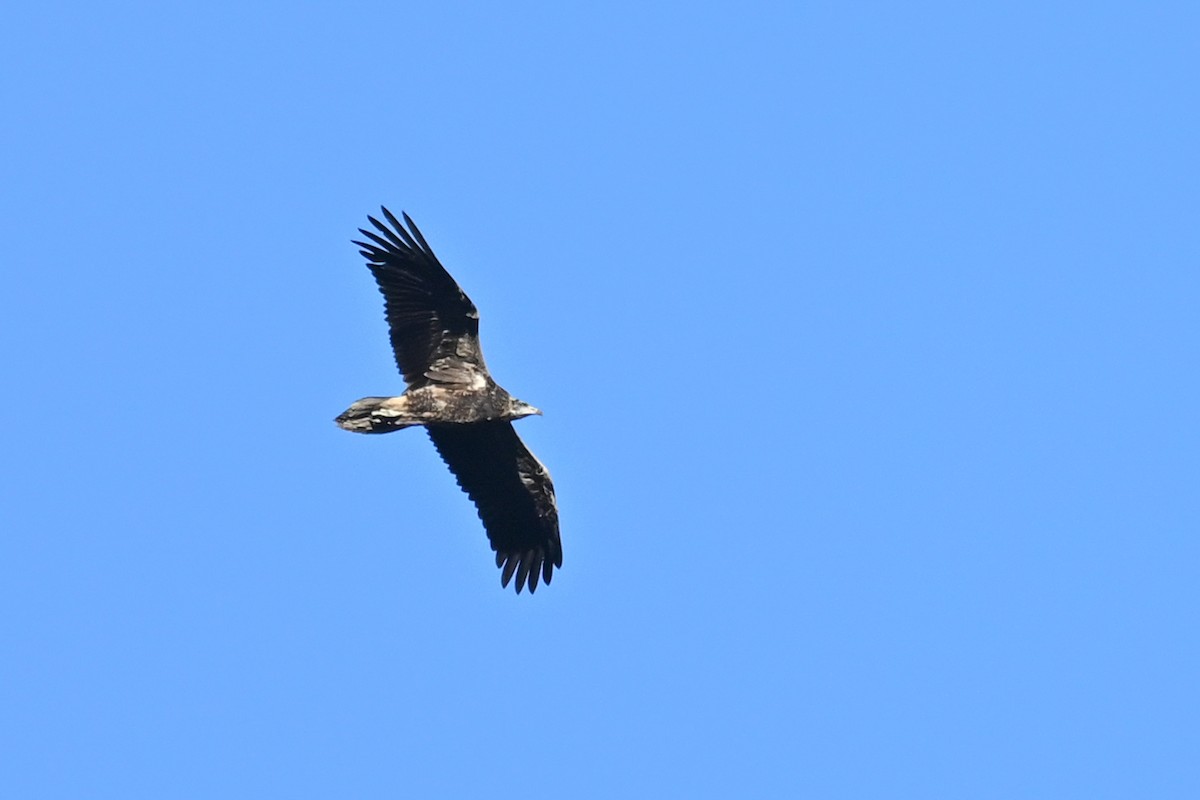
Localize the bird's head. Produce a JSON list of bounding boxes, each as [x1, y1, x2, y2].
[[511, 399, 543, 419]]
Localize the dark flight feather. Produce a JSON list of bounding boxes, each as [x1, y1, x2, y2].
[[427, 422, 561, 593], [352, 212, 480, 386]]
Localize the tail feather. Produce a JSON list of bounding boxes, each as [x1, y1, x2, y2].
[[335, 397, 411, 434]]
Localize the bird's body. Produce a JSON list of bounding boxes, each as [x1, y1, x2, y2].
[[336, 208, 561, 594], [336, 383, 529, 433]]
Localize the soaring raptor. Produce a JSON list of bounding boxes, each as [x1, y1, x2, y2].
[[336, 208, 561, 593]]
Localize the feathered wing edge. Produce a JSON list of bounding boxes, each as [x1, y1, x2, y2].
[[354, 208, 437, 266], [350, 208, 479, 385], [426, 422, 562, 594]]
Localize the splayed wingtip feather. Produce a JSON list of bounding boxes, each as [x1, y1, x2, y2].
[[500, 554, 519, 587], [516, 556, 531, 593]]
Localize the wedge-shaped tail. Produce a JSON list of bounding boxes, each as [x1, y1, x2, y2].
[[335, 397, 413, 434]]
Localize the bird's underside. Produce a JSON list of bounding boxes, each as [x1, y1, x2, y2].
[[336, 384, 535, 434], [336, 207, 562, 594]]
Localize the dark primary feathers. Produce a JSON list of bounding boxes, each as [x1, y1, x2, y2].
[[352, 209, 482, 387], [427, 422, 562, 592]]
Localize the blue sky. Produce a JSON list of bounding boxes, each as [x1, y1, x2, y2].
[[2, 2, 1197, 797]]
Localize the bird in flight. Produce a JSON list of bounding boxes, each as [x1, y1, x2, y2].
[[336, 208, 561, 593]]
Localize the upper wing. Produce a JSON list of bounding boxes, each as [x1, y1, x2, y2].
[[352, 208, 485, 387], [427, 422, 562, 594]]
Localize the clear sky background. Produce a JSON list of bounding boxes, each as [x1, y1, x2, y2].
[[2, 2, 1197, 797]]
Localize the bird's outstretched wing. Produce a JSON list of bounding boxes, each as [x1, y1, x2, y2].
[[426, 422, 562, 594], [352, 208, 485, 387]]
